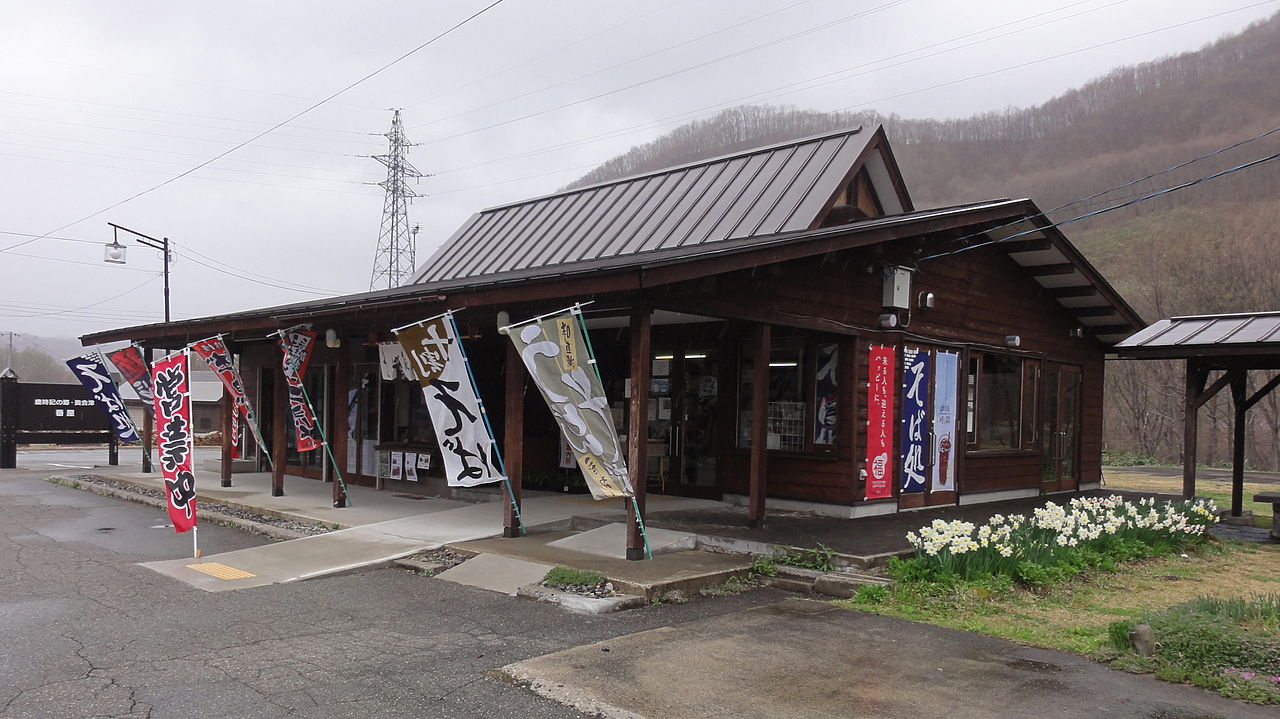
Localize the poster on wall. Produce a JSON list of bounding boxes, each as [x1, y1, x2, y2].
[[404, 453, 418, 482], [864, 344, 895, 500], [932, 351, 960, 492], [814, 343, 838, 445], [899, 346, 931, 494], [389, 451, 403, 480]]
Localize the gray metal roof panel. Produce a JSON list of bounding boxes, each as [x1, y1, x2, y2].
[[1117, 312, 1280, 350], [414, 126, 877, 283]]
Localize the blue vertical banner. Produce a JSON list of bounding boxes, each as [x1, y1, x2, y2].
[[931, 351, 960, 492], [66, 351, 140, 443], [899, 346, 930, 493]]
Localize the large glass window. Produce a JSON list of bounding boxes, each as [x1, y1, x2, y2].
[[967, 353, 1023, 450], [738, 341, 809, 452]]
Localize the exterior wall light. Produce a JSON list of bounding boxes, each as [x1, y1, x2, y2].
[[1004, 335, 1022, 348], [325, 328, 341, 348]]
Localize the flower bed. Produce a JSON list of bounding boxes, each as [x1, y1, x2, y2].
[[900, 495, 1218, 585]]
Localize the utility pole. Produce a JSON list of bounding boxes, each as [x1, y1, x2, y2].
[[369, 109, 424, 290]]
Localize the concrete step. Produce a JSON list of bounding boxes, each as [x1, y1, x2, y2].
[[546, 522, 697, 559], [813, 571, 893, 599], [760, 576, 815, 594], [433, 552, 555, 595]]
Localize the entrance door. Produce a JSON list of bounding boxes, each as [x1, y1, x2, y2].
[[1040, 363, 1081, 492], [647, 351, 720, 498]]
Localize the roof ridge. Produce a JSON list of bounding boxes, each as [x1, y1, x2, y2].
[[476, 124, 869, 214]]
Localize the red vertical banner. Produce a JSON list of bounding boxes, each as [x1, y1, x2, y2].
[[277, 329, 321, 452], [151, 351, 197, 533], [864, 344, 896, 500]]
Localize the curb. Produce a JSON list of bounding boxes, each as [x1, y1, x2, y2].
[[46, 475, 312, 541], [516, 583, 647, 614]]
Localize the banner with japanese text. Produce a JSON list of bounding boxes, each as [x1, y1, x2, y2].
[[931, 351, 959, 492], [813, 343, 838, 445], [151, 351, 197, 533], [277, 328, 321, 452], [899, 346, 930, 493], [191, 336, 266, 460], [394, 317, 505, 487], [504, 312, 633, 500], [864, 344, 895, 500], [65, 351, 140, 443], [104, 344, 153, 404]]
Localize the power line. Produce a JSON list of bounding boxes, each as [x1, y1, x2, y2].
[[0, 0, 507, 256], [5, 248, 157, 273], [2, 275, 161, 320], [174, 245, 345, 296], [916, 147, 1280, 263], [174, 251, 344, 296]]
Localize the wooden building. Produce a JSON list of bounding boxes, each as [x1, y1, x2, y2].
[[83, 125, 1143, 536]]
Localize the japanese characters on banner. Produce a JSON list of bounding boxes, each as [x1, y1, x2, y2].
[[863, 344, 895, 500], [190, 336, 266, 460], [277, 328, 321, 452], [377, 342, 415, 381], [899, 346, 931, 494], [932, 351, 960, 492], [151, 352, 197, 533], [505, 312, 633, 500], [394, 317, 506, 487], [104, 344, 153, 404], [813, 343, 838, 445], [65, 351, 140, 443]]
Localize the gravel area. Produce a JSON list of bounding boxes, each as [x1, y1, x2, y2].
[[541, 579, 619, 599], [49, 474, 335, 538], [408, 547, 471, 570]]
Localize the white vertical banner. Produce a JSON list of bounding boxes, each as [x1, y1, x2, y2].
[[931, 351, 959, 492]]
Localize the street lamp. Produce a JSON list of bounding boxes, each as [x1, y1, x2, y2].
[[105, 223, 171, 323]]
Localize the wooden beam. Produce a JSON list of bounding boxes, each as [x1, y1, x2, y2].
[[1090, 324, 1135, 336], [1000, 237, 1054, 253], [1043, 286, 1098, 299], [1230, 369, 1247, 517], [747, 323, 771, 528], [1183, 361, 1207, 500], [1069, 307, 1118, 319], [219, 383, 233, 488], [1025, 263, 1076, 276], [1244, 372, 1280, 412], [626, 307, 652, 560], [503, 339, 524, 538], [1195, 371, 1233, 409], [272, 364, 287, 497]]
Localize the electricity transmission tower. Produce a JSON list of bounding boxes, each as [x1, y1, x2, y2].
[[369, 109, 423, 290]]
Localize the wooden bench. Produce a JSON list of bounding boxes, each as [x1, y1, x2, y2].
[[1253, 491, 1280, 541]]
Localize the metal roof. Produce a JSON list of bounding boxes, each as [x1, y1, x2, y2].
[[412, 125, 905, 284], [1116, 311, 1280, 357]]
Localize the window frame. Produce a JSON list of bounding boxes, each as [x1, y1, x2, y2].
[[965, 350, 1034, 454], [735, 334, 839, 456]]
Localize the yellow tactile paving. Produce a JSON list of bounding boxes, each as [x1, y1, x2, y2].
[[185, 562, 256, 580]]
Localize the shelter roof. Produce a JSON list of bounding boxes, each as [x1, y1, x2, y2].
[[411, 124, 910, 284], [1115, 311, 1280, 360]]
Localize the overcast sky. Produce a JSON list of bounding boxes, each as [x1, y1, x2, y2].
[[1, 0, 1275, 343]]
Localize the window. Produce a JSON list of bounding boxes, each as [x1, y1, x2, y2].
[[738, 338, 837, 452], [967, 352, 1024, 450]]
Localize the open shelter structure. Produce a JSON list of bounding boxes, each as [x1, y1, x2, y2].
[[1114, 311, 1280, 517]]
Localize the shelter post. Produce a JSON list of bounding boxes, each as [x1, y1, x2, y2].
[[1182, 361, 1207, 500], [271, 364, 287, 497], [748, 323, 771, 528], [142, 347, 154, 474], [626, 306, 652, 560], [1230, 369, 1247, 517], [220, 385, 233, 487], [108, 432, 118, 466], [503, 338, 524, 538], [333, 360, 350, 507], [0, 373, 14, 469]]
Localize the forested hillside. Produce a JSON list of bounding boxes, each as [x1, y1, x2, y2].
[[571, 13, 1280, 469]]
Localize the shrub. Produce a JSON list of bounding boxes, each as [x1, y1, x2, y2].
[[853, 584, 889, 604], [543, 566, 605, 588]]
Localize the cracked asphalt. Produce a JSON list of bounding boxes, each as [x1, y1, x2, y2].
[[0, 469, 787, 718]]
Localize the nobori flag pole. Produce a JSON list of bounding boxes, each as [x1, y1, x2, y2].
[[570, 304, 652, 560], [445, 312, 526, 536], [272, 329, 351, 508]]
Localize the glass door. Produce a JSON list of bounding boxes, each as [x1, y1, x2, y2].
[[647, 351, 720, 498], [1040, 363, 1081, 492]]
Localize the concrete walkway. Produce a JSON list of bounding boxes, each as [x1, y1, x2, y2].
[[106, 469, 720, 591], [507, 599, 1279, 719]]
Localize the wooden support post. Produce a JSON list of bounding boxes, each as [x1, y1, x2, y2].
[[1182, 361, 1207, 500], [747, 323, 771, 528], [1230, 369, 1247, 517], [333, 359, 349, 508], [142, 347, 154, 474], [272, 364, 287, 497], [626, 307, 652, 560], [503, 340, 525, 538], [0, 373, 15, 469], [219, 384, 233, 487], [108, 433, 119, 466]]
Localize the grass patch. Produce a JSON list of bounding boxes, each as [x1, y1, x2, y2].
[[838, 541, 1280, 666], [542, 566, 606, 589]]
